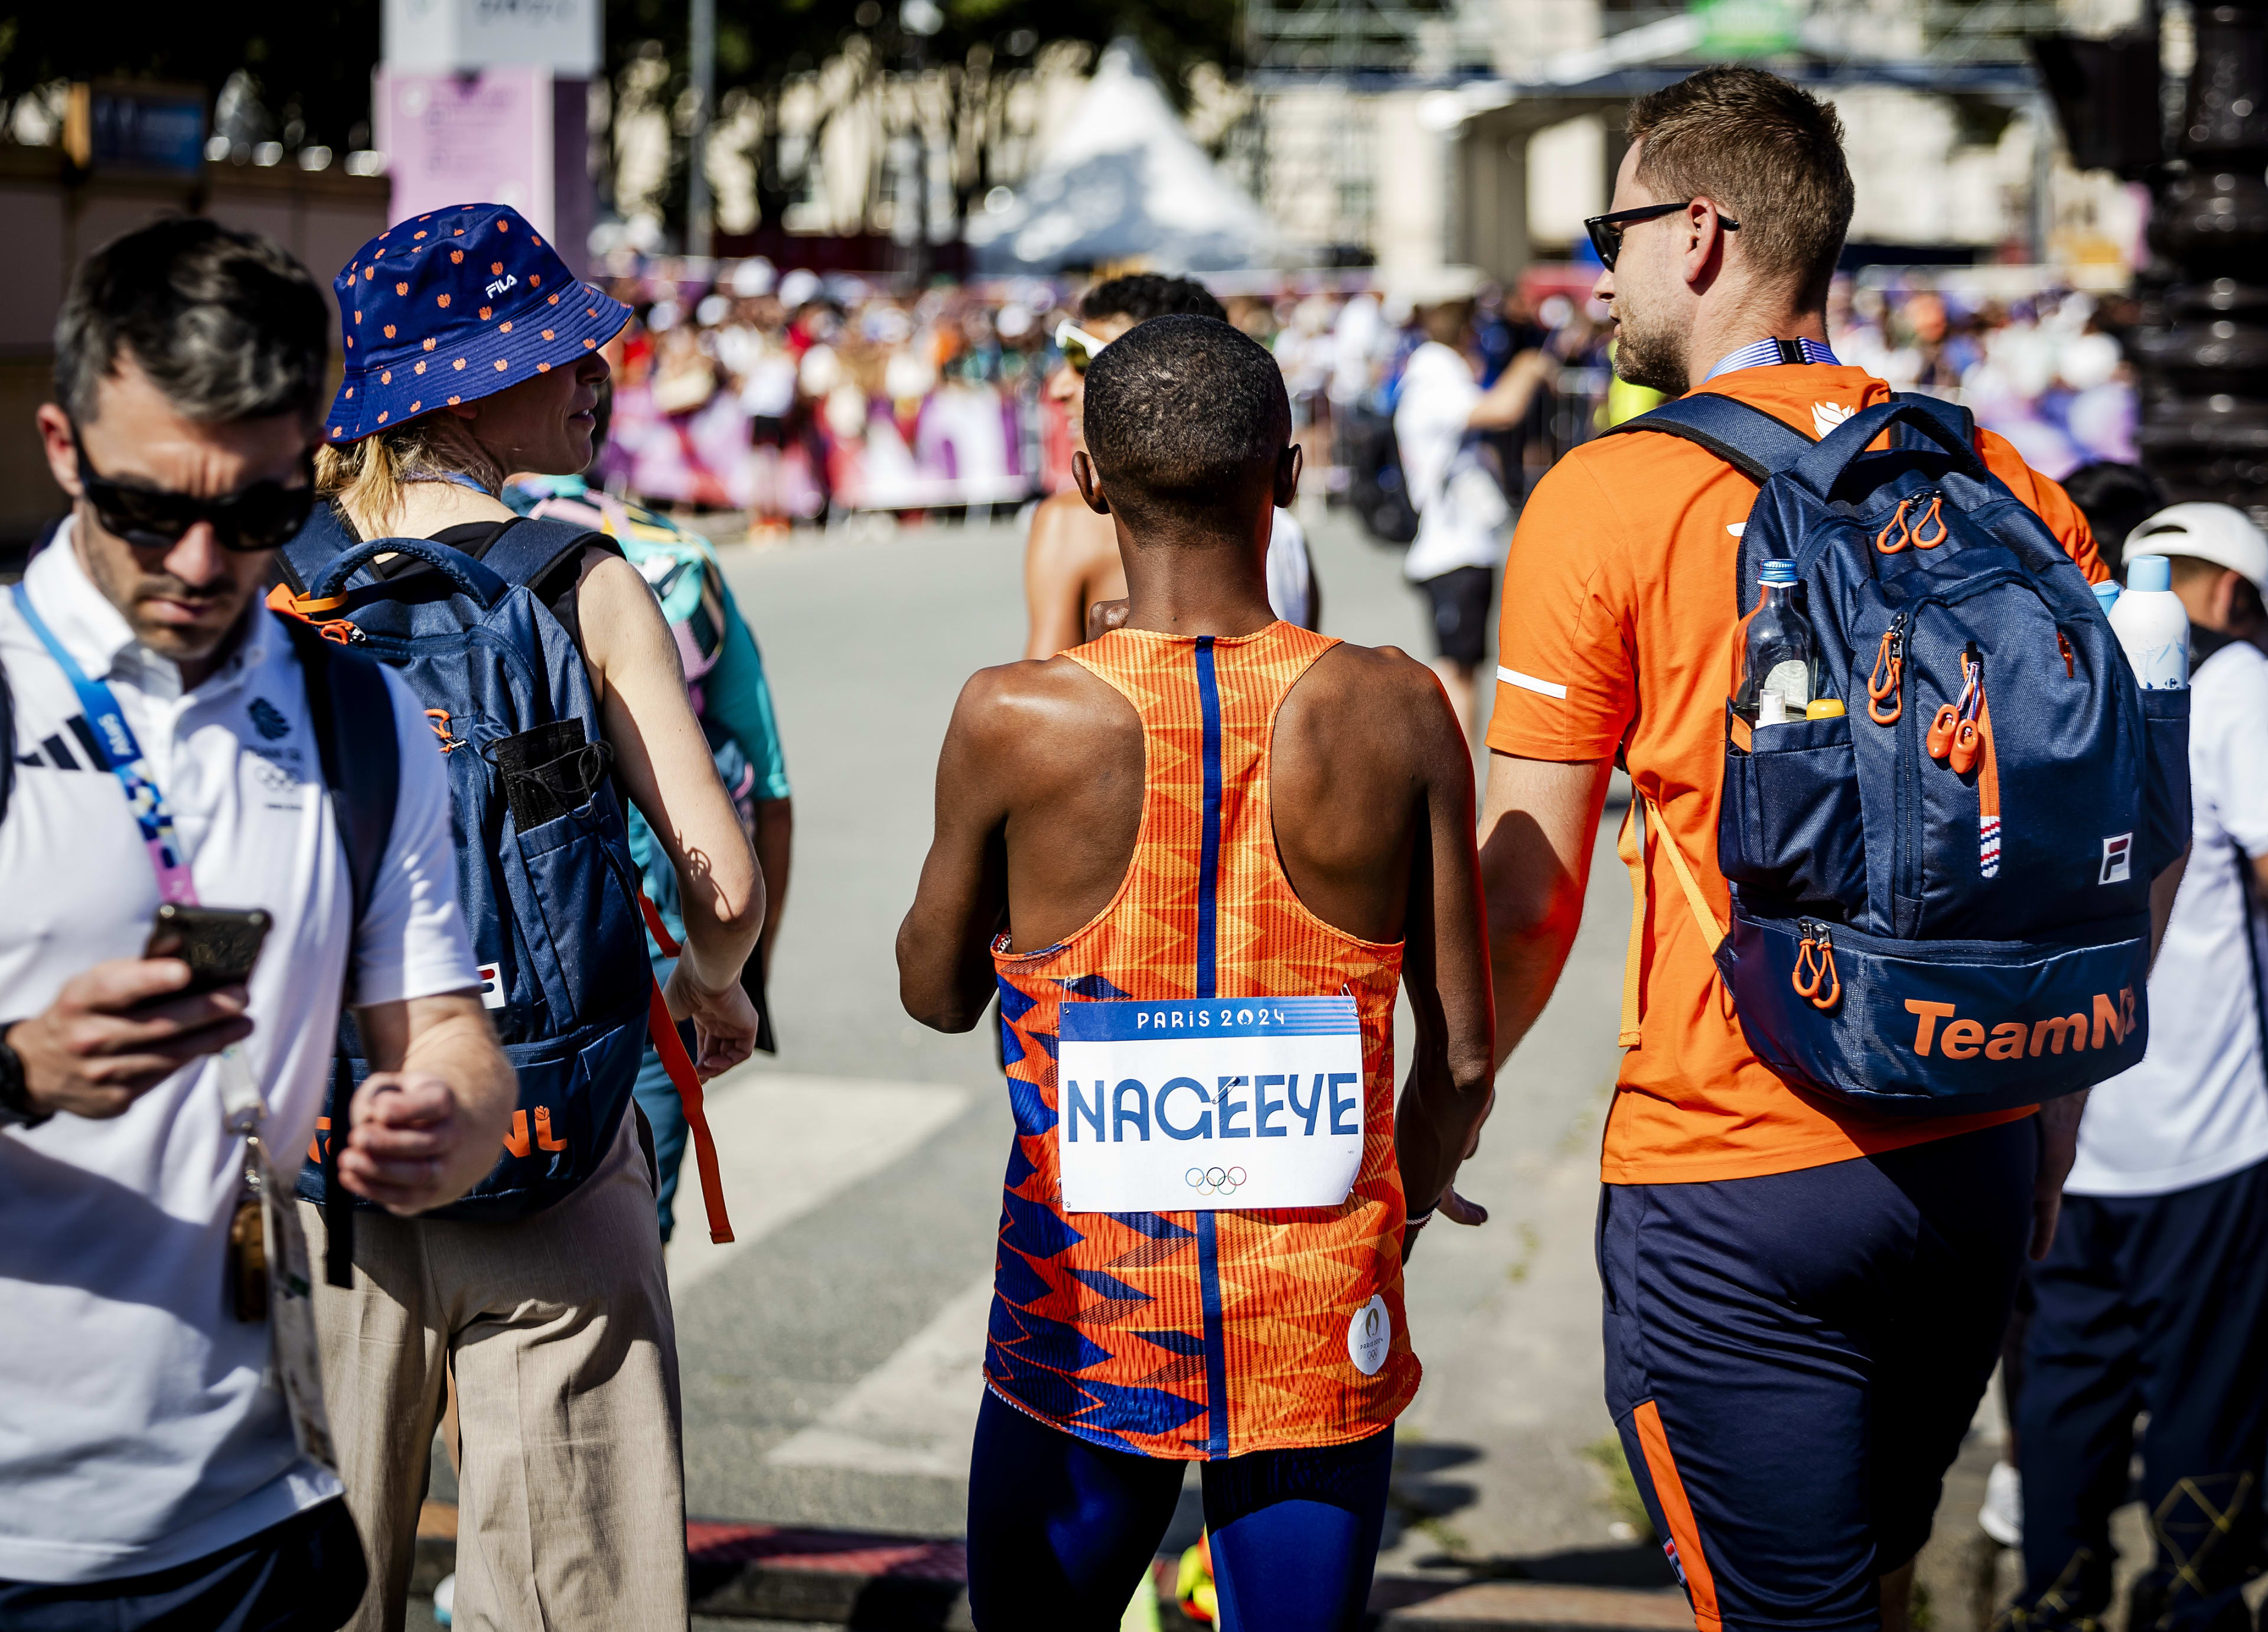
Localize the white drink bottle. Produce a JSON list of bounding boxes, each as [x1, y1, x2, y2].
[[2107, 555, 2189, 689]]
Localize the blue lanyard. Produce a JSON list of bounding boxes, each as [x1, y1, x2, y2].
[[11, 581, 200, 904], [1703, 337, 1841, 382]]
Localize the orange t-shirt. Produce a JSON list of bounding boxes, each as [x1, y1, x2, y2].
[[1488, 363, 2107, 1185]]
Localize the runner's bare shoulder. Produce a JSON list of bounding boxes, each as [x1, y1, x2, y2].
[[1271, 640, 1459, 939], [946, 652, 1142, 791], [1278, 639, 1462, 775]]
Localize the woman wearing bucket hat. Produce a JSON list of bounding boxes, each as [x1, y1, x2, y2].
[[287, 204, 763, 1632]]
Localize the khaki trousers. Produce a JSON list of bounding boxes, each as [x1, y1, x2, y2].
[[301, 1117, 687, 1632]]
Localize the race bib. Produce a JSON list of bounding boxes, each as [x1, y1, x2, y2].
[[1057, 997, 1367, 1214]]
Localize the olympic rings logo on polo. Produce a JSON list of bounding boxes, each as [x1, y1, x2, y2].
[[1187, 1165, 1247, 1197]]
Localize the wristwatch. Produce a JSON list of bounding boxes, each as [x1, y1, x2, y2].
[[0, 1026, 51, 1130]]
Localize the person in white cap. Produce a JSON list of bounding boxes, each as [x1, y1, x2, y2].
[[1390, 278, 1552, 755], [2009, 501, 2268, 1632]]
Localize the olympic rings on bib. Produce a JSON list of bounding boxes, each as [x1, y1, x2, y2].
[[1185, 1166, 1248, 1198]]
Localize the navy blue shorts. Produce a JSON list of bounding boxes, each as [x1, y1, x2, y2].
[[966, 1389, 1392, 1631], [2015, 1152, 2268, 1632], [1600, 1118, 2036, 1632], [0, 1497, 366, 1631]]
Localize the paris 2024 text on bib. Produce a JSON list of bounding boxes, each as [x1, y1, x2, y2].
[[1057, 997, 1367, 1214]]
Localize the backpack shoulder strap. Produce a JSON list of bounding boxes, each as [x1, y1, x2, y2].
[[275, 501, 363, 598], [475, 516, 621, 594], [284, 619, 400, 943], [1600, 393, 1817, 484], [1617, 793, 1729, 1047], [285, 618, 400, 1290]]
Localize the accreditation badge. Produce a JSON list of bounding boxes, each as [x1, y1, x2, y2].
[[258, 1145, 339, 1474], [1057, 997, 1367, 1214]]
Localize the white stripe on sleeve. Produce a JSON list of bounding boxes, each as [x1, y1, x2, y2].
[[1497, 667, 1569, 701]]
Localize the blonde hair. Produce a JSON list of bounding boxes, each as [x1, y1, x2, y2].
[[315, 412, 503, 539]]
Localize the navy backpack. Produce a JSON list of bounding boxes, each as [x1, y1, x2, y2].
[[278, 509, 653, 1222], [1606, 393, 2191, 1114]]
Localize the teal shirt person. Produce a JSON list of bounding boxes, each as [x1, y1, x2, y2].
[[507, 475, 791, 1239]]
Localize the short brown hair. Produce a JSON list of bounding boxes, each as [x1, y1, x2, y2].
[[1625, 66, 1854, 312], [56, 217, 329, 426]]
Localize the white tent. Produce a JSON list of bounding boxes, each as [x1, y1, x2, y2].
[[966, 40, 1276, 273]]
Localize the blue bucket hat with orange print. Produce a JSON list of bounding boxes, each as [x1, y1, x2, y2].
[[324, 203, 631, 444]]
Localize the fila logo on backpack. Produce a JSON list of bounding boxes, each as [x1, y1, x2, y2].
[[1608, 394, 2191, 1114]]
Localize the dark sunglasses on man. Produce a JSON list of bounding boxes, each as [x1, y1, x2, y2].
[[71, 428, 317, 554], [1584, 199, 1740, 271]]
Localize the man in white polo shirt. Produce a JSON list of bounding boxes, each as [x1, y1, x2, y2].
[[2012, 502, 2268, 1632], [0, 219, 513, 1628]]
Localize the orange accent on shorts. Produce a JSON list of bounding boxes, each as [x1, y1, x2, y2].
[[1632, 1400, 1722, 1632]]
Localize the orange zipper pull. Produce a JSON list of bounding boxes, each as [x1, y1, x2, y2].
[[1911, 496, 1947, 549], [1810, 934, 1842, 1011], [1875, 499, 1914, 555], [1793, 931, 1821, 1000], [1927, 703, 1961, 760], [1866, 620, 1906, 725]]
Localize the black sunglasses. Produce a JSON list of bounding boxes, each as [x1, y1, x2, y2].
[[1584, 200, 1740, 271], [73, 429, 316, 555]]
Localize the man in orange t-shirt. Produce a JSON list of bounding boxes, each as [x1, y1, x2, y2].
[[1478, 69, 2106, 1632]]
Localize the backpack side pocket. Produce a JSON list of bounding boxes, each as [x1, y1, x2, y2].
[[1720, 706, 1866, 917], [2140, 688, 2192, 879]]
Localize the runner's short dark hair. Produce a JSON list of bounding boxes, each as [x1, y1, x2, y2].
[[1081, 273, 1227, 325], [54, 217, 330, 426], [1625, 66, 1854, 313], [1083, 315, 1289, 519]]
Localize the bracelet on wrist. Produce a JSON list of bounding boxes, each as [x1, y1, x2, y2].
[[1405, 1203, 1438, 1229]]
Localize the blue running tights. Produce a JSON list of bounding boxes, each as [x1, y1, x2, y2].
[[965, 1389, 1392, 1631]]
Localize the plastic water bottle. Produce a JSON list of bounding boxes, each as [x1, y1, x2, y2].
[[1733, 561, 1821, 727], [2093, 580, 2121, 617], [2107, 555, 2189, 689]]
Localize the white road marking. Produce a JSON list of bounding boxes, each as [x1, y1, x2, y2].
[[667, 1073, 973, 1297], [765, 1273, 996, 1478]]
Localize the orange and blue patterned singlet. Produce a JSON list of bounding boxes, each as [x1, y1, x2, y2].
[[989, 620, 1418, 1460]]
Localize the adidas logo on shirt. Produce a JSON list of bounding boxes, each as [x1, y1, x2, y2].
[[13, 713, 106, 773]]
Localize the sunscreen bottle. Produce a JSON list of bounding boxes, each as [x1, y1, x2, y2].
[[2107, 556, 2189, 689]]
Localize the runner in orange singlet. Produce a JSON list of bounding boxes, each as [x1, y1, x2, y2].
[[900, 315, 1494, 1630]]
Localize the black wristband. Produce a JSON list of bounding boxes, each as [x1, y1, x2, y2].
[[0, 1027, 51, 1130]]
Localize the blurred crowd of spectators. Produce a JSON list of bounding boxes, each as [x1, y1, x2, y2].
[[585, 254, 2137, 532], [1830, 278, 2139, 478], [594, 258, 1065, 522]]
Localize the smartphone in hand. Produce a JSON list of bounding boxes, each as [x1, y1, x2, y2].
[[145, 905, 272, 996]]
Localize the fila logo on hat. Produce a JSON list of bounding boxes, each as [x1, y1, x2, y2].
[[321, 203, 631, 446]]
